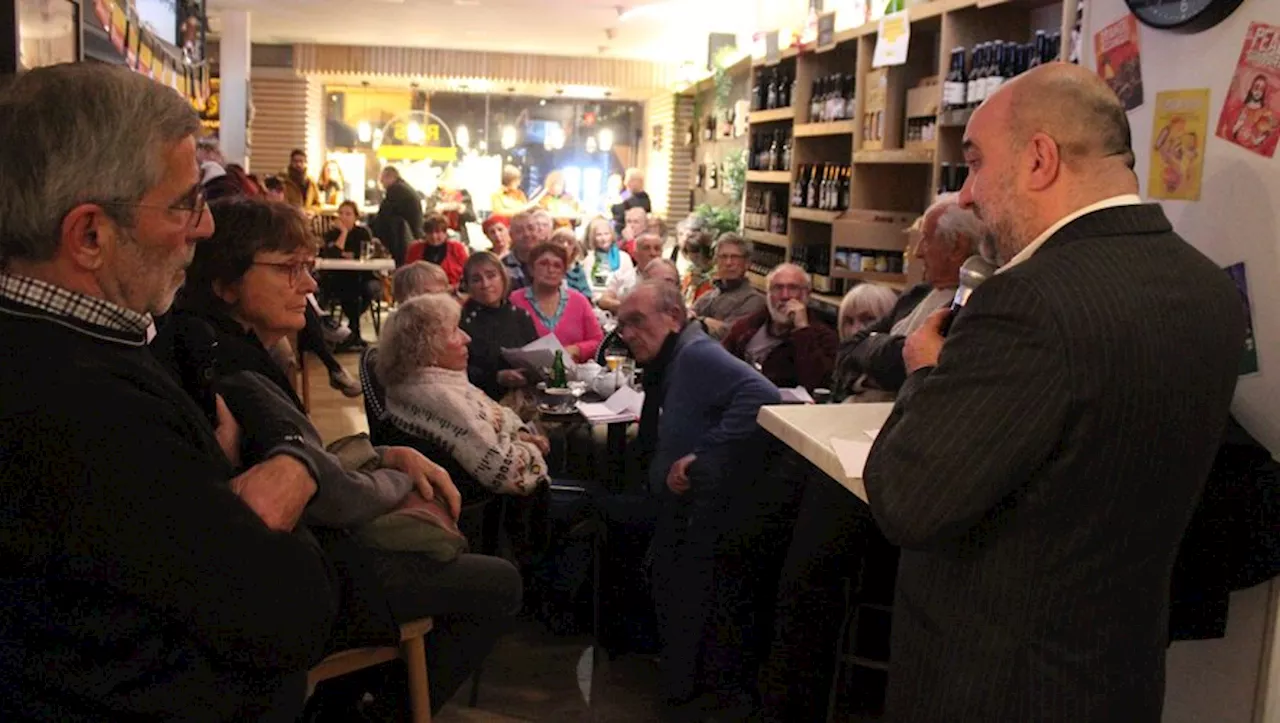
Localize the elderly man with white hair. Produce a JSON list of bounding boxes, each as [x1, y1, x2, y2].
[[832, 193, 989, 402], [722, 262, 839, 391]]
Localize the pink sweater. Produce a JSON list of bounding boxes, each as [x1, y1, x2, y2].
[[508, 287, 603, 363]]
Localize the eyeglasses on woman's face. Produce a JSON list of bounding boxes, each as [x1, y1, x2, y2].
[[253, 257, 318, 287]]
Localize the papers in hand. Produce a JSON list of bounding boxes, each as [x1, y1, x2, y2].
[[779, 387, 815, 404], [501, 335, 568, 376], [577, 386, 645, 424], [830, 436, 875, 479]]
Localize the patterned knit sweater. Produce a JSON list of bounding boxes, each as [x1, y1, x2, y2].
[[384, 367, 546, 495]]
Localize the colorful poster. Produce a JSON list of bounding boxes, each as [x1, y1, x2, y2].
[[1148, 89, 1209, 200], [1094, 14, 1143, 110], [1216, 22, 1280, 158], [1224, 262, 1259, 376], [125, 23, 139, 69], [108, 1, 127, 52]]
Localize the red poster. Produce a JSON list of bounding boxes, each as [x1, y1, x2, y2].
[[1216, 22, 1280, 159], [1094, 14, 1143, 111]]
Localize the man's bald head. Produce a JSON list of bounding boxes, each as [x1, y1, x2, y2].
[[1003, 63, 1135, 172]]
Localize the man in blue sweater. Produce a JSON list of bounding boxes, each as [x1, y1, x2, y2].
[[618, 281, 781, 714]]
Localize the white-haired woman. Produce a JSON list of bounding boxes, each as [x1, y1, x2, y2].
[[831, 283, 900, 402], [379, 293, 550, 496]]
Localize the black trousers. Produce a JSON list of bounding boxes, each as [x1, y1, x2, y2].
[[322, 273, 381, 342], [758, 472, 873, 723], [299, 304, 343, 375]]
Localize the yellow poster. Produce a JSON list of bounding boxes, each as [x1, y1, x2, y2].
[[1149, 89, 1209, 201]]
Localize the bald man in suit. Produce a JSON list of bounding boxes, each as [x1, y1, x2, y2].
[[864, 63, 1243, 723]]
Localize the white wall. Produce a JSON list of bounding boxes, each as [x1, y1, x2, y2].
[[1081, 2, 1280, 721]]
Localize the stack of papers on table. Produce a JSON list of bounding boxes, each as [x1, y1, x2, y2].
[[779, 387, 815, 404], [577, 386, 645, 424], [501, 335, 567, 377]]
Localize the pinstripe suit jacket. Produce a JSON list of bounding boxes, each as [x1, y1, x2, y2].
[[863, 204, 1244, 723]]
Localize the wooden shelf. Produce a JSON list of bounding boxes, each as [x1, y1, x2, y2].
[[746, 170, 792, 184], [853, 149, 935, 165], [793, 120, 858, 138], [748, 106, 796, 124], [811, 292, 843, 308], [748, 271, 768, 292], [752, 46, 800, 67], [744, 229, 790, 247], [789, 207, 843, 224], [833, 269, 908, 285]]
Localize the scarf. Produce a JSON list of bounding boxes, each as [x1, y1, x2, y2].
[[523, 286, 568, 331], [384, 367, 545, 496], [592, 246, 622, 285], [635, 330, 681, 463]]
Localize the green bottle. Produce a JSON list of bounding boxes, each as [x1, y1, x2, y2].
[[551, 350, 568, 388]]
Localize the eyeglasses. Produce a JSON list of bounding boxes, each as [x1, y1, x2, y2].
[[254, 258, 317, 287], [716, 252, 746, 262], [99, 185, 207, 230], [769, 283, 809, 295]]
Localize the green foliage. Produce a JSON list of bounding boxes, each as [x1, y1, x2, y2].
[[694, 203, 741, 239], [722, 148, 747, 206], [712, 47, 738, 113]]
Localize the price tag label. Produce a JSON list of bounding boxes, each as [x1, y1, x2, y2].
[[817, 12, 837, 52], [873, 10, 910, 68]]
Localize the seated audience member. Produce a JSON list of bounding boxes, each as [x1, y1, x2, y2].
[[380, 294, 550, 497], [618, 282, 782, 714], [0, 63, 336, 721], [611, 167, 652, 233], [263, 174, 286, 202], [598, 231, 667, 312], [722, 263, 838, 391], [407, 212, 470, 288], [691, 233, 767, 339], [160, 196, 521, 715], [503, 210, 537, 291], [583, 216, 633, 289], [832, 194, 984, 402], [393, 261, 450, 303], [672, 214, 708, 273], [538, 170, 584, 229], [552, 227, 594, 297], [644, 258, 682, 288], [320, 200, 382, 350], [508, 242, 603, 363], [481, 215, 512, 257], [618, 205, 648, 257], [459, 253, 540, 401], [680, 231, 716, 305], [836, 283, 899, 340], [492, 164, 532, 216], [530, 208, 556, 245]]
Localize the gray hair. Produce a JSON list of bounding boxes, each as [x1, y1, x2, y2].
[[377, 293, 462, 387], [766, 262, 811, 290], [643, 258, 679, 277], [632, 279, 687, 325], [713, 232, 748, 256], [531, 209, 553, 224], [838, 283, 898, 341], [0, 63, 202, 263], [926, 193, 989, 257], [392, 261, 449, 304]]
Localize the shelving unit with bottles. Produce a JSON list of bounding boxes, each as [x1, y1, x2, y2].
[[679, 56, 753, 215], [743, 0, 1073, 310]]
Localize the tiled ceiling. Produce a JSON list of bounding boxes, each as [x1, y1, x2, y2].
[[207, 0, 764, 64]]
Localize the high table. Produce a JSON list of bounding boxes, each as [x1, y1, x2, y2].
[[756, 403, 895, 502], [315, 258, 396, 272]]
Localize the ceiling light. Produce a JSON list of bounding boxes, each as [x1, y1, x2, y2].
[[539, 99, 547, 106], [598, 128, 615, 152], [501, 125, 517, 150], [456, 125, 471, 151], [357, 120, 372, 144], [478, 140, 489, 153], [407, 121, 426, 145], [585, 136, 598, 153]]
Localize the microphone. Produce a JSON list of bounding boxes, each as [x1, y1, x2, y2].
[[940, 255, 997, 335]]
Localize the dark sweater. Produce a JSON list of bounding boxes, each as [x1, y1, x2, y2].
[[0, 295, 337, 721], [721, 308, 839, 391], [459, 299, 539, 400], [832, 283, 933, 401]]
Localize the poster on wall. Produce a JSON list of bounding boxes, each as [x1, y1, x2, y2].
[[1148, 89, 1209, 201], [1216, 22, 1280, 159], [1093, 14, 1143, 111], [873, 10, 910, 68], [1224, 262, 1259, 376]]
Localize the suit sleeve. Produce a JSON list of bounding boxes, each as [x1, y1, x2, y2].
[[791, 324, 838, 390], [863, 275, 1071, 549], [851, 333, 908, 391], [19, 390, 338, 672]]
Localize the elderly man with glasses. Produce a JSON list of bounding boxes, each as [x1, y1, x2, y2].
[[689, 233, 766, 339], [0, 64, 339, 721]]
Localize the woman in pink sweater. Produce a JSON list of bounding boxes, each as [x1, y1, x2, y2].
[[508, 242, 603, 363]]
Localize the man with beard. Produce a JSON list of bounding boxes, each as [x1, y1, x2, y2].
[[280, 148, 320, 209], [0, 64, 337, 721], [721, 262, 837, 392], [863, 62, 1243, 723]]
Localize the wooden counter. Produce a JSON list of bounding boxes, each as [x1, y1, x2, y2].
[[757, 403, 895, 502]]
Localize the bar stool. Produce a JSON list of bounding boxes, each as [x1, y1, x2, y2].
[[826, 532, 899, 722], [308, 617, 434, 723]]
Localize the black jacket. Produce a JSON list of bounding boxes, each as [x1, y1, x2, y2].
[[379, 178, 424, 241], [458, 299, 539, 401], [831, 283, 933, 400], [864, 204, 1244, 723], [0, 294, 337, 721]]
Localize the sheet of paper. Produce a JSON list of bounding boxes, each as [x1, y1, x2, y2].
[[779, 387, 815, 404], [830, 437, 874, 479], [864, 428, 880, 441], [500, 334, 567, 375], [577, 386, 645, 423]]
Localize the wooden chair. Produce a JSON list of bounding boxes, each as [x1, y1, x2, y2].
[[308, 617, 434, 723]]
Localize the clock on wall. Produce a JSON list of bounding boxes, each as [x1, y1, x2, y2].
[[1124, 0, 1246, 33]]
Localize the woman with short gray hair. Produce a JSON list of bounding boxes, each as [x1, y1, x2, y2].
[[379, 294, 549, 496]]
